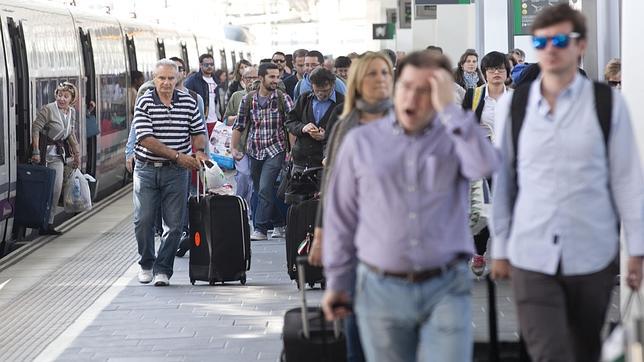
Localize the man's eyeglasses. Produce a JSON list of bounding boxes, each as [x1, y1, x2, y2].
[[243, 76, 259, 81], [608, 80, 621, 87], [201, 62, 215, 67], [272, 59, 285, 63], [532, 32, 580, 50], [485, 66, 506, 73]]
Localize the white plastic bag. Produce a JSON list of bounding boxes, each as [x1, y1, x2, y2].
[[64, 169, 92, 213], [201, 161, 237, 195], [209, 121, 233, 156]]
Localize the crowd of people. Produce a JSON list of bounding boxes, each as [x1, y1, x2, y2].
[[122, 3, 640, 362]]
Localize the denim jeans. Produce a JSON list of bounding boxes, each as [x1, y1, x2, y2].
[[355, 261, 472, 362], [249, 152, 285, 234], [133, 161, 189, 278]]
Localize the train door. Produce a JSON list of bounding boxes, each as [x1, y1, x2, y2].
[[79, 27, 97, 180], [180, 42, 189, 71], [219, 49, 227, 73], [7, 18, 29, 166], [0, 17, 14, 255], [156, 38, 166, 59]]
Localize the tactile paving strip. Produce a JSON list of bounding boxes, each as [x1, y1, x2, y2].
[[0, 216, 137, 361]]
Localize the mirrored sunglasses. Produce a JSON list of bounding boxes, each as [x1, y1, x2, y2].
[[532, 32, 580, 50]]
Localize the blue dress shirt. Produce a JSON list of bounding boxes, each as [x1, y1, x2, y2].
[[491, 75, 644, 276]]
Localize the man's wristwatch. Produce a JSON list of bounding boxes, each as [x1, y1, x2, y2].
[[174, 152, 181, 162]]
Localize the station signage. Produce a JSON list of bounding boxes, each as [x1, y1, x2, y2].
[[373, 23, 396, 40], [512, 0, 569, 35]]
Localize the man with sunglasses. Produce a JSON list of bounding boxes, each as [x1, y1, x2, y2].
[[491, 5, 644, 362], [185, 53, 220, 134], [272, 51, 288, 79]]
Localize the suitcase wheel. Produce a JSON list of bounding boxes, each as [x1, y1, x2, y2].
[[209, 281, 216, 286], [240, 275, 246, 285], [308, 282, 315, 289], [320, 280, 326, 290], [190, 279, 195, 285]]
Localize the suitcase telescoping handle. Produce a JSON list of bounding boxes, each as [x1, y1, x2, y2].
[[296, 256, 341, 340], [196, 160, 208, 201]]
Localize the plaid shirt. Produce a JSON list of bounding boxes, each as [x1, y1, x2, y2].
[[233, 90, 295, 160]]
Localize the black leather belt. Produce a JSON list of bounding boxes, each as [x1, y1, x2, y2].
[[364, 255, 467, 283], [136, 156, 173, 167]]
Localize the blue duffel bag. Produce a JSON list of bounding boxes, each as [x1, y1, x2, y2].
[[210, 153, 236, 171], [15, 164, 56, 230]]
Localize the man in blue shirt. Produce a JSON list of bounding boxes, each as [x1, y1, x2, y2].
[[491, 5, 644, 362], [285, 67, 344, 169], [293, 50, 346, 101]]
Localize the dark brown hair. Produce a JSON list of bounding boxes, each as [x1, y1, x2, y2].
[[395, 50, 452, 80], [531, 4, 587, 40], [453, 49, 484, 89]]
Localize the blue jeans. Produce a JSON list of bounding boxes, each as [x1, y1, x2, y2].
[[355, 261, 472, 362], [249, 152, 285, 234], [133, 161, 189, 278]]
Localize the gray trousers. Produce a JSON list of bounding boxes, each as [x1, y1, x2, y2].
[[45, 156, 65, 225], [511, 262, 616, 362]]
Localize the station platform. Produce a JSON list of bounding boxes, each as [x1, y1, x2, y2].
[[0, 188, 618, 361]]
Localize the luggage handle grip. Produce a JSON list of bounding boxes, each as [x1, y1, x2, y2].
[[296, 256, 341, 340]]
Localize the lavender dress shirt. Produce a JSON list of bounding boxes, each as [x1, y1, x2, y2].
[[322, 104, 500, 293]]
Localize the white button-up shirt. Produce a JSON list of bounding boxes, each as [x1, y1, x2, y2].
[[491, 75, 644, 276]]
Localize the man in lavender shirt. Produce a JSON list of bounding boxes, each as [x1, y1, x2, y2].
[[321, 51, 500, 362]]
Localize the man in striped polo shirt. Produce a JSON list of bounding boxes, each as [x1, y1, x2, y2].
[[133, 59, 208, 286], [231, 62, 295, 241]]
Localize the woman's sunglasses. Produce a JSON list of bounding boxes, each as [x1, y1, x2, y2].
[[532, 32, 580, 50]]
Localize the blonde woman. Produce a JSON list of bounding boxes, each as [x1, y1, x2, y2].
[[308, 51, 394, 362], [31, 82, 81, 235]]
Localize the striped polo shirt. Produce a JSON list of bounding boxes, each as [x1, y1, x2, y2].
[[133, 88, 205, 162]]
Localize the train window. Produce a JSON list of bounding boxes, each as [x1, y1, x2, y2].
[[98, 74, 127, 136]]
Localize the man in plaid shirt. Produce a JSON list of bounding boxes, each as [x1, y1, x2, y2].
[[231, 62, 295, 240]]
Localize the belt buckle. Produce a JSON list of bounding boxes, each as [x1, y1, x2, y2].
[[153, 161, 164, 168]]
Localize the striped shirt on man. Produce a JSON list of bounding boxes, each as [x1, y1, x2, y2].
[[133, 88, 206, 162]]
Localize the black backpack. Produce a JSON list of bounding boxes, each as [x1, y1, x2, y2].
[[508, 82, 612, 207]]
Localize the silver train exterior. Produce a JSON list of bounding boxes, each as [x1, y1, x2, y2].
[[0, 0, 252, 255]]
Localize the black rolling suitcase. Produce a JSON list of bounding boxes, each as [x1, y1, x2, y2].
[[189, 165, 251, 285], [282, 256, 346, 362], [286, 198, 325, 288], [15, 164, 56, 230]]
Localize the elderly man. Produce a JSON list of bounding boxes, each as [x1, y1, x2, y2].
[[321, 51, 499, 361], [132, 59, 208, 286]]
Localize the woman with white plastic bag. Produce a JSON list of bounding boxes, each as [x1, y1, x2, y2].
[[64, 169, 93, 213]]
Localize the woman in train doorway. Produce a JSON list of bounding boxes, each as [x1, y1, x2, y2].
[[309, 51, 394, 362], [454, 49, 485, 90], [30, 82, 81, 235]]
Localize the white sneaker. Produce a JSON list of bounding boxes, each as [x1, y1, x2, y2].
[[138, 269, 153, 284], [153, 273, 170, 286], [251, 230, 267, 240], [271, 226, 286, 239]]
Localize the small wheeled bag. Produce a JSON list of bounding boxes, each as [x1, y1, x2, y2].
[[281, 256, 346, 362], [189, 162, 251, 285], [15, 163, 56, 230]]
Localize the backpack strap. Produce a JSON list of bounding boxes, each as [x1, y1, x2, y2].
[[472, 86, 484, 112], [462, 88, 474, 111], [275, 89, 291, 152], [593, 82, 612, 150], [508, 83, 532, 208]]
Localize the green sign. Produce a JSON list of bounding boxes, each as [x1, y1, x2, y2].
[[373, 23, 396, 40], [513, 0, 569, 35]]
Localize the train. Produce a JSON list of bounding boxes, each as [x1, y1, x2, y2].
[[0, 0, 253, 256]]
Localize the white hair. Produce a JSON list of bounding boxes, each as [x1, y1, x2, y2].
[[155, 58, 178, 73]]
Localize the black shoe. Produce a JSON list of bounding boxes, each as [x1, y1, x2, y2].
[[176, 247, 188, 257], [39, 226, 62, 236]]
